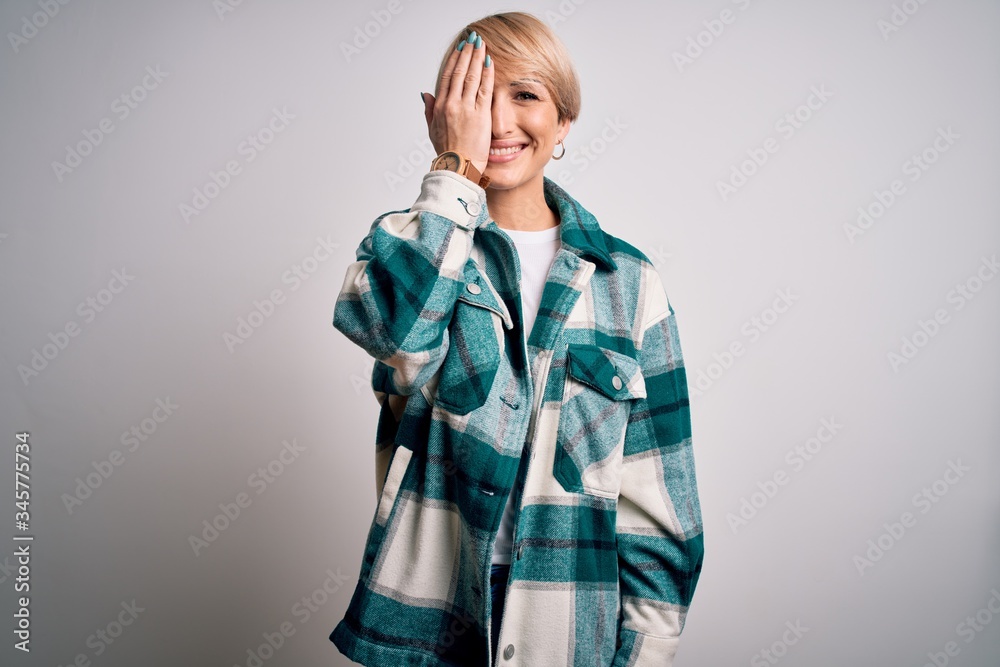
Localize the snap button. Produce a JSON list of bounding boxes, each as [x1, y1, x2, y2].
[[466, 283, 482, 295], [611, 375, 623, 390], [457, 197, 481, 217], [503, 644, 515, 659]]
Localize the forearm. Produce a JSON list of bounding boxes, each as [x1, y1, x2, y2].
[[332, 169, 489, 393]]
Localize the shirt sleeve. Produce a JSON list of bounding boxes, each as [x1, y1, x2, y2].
[[369, 360, 409, 501], [332, 169, 489, 396], [611, 285, 705, 666]]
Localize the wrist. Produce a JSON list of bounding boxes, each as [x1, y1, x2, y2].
[[430, 150, 490, 189]]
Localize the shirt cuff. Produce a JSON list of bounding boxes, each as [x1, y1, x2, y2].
[[412, 169, 490, 231]]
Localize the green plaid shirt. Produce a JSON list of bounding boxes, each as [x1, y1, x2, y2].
[[330, 169, 704, 666]]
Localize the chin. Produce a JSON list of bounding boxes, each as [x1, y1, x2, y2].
[[484, 168, 539, 190], [485, 176, 522, 191]]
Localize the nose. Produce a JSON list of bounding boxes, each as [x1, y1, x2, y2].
[[491, 94, 512, 137]]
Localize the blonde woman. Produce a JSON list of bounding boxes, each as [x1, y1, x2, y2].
[[330, 11, 703, 666]]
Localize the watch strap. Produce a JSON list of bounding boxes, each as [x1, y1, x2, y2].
[[464, 161, 491, 189]]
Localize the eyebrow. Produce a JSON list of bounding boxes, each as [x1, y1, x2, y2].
[[509, 78, 543, 87]]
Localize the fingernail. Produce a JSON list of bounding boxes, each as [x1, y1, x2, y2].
[[457, 39, 466, 51], [420, 92, 425, 104], [484, 55, 491, 68], [475, 36, 483, 49], [468, 31, 478, 42]]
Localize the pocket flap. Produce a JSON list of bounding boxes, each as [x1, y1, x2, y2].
[[456, 260, 513, 330], [566, 343, 646, 400]]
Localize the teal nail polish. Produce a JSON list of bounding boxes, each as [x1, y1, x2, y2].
[[475, 36, 483, 49], [420, 92, 424, 104], [484, 55, 491, 68], [457, 39, 465, 51], [468, 31, 477, 42]]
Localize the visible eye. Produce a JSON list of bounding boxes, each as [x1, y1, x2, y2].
[[515, 91, 538, 101]]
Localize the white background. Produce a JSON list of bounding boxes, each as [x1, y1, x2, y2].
[[1, 0, 998, 665]]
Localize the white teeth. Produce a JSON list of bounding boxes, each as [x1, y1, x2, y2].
[[490, 145, 525, 155]]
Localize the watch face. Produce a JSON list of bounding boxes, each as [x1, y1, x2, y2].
[[433, 151, 462, 172]]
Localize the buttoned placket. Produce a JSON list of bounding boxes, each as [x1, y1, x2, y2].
[[473, 223, 537, 667], [502, 320, 531, 663], [491, 253, 597, 666], [477, 222, 595, 666]]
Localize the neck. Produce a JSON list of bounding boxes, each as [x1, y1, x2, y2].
[[486, 173, 559, 231]]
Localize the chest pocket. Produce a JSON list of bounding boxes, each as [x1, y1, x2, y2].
[[432, 260, 512, 415], [553, 343, 646, 498]]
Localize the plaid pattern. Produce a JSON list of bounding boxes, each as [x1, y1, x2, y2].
[[330, 169, 703, 666]]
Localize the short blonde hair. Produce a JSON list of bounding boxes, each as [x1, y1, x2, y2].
[[435, 12, 581, 125]]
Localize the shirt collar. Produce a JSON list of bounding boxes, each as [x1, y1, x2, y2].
[[542, 176, 618, 272]]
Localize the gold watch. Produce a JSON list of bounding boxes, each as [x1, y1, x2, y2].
[[430, 151, 491, 189]]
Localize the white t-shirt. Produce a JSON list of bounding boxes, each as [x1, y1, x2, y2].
[[491, 223, 561, 565]]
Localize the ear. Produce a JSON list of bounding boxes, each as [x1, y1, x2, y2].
[[556, 117, 571, 143]]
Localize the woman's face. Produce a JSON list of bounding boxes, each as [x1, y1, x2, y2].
[[484, 69, 570, 190]]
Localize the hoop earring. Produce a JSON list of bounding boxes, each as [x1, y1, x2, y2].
[[552, 140, 565, 160]]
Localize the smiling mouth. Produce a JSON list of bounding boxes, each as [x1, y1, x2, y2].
[[489, 144, 527, 156]]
